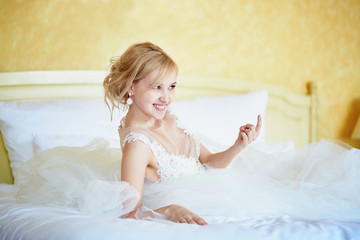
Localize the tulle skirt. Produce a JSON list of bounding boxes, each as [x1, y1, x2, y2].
[[15, 139, 139, 218], [15, 139, 360, 223]]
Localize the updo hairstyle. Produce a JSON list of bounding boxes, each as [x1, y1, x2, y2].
[[103, 42, 178, 118]]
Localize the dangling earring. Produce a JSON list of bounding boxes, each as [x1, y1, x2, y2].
[[126, 93, 133, 106]]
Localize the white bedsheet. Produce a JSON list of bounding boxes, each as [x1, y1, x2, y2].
[[1, 185, 359, 240]]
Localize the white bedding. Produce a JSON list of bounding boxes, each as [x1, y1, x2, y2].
[[1, 185, 359, 240], [1, 88, 359, 240]]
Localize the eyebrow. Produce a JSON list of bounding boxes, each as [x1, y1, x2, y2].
[[150, 81, 177, 87]]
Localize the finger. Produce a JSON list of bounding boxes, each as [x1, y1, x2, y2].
[[240, 126, 245, 132], [184, 216, 194, 224], [239, 127, 247, 140], [238, 131, 245, 140], [250, 125, 257, 140], [241, 132, 248, 145], [255, 115, 262, 133], [250, 125, 255, 132], [247, 130, 254, 142], [187, 219, 196, 224], [245, 128, 254, 139], [245, 128, 253, 134], [193, 216, 208, 225], [244, 124, 254, 130], [178, 218, 187, 223]]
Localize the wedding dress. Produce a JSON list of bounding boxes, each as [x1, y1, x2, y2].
[[15, 112, 360, 223]]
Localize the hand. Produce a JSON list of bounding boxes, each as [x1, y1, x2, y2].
[[235, 115, 262, 148], [156, 204, 208, 225]]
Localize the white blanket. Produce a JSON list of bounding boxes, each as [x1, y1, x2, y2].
[[1, 185, 359, 240]]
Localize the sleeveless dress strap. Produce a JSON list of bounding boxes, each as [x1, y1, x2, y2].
[[122, 132, 152, 149], [122, 131, 164, 165], [122, 131, 205, 182]]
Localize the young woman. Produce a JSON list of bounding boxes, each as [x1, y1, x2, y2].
[[103, 42, 262, 225]]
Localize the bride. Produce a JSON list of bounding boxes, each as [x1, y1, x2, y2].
[[17, 42, 360, 225], [104, 42, 262, 225]]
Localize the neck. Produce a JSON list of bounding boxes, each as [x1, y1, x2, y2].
[[125, 106, 163, 129]]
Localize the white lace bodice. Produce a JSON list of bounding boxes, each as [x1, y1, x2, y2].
[[122, 132, 205, 182]]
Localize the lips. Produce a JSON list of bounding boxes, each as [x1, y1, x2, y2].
[[153, 104, 166, 111]]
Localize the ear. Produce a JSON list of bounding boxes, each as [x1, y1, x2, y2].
[[128, 84, 135, 95]]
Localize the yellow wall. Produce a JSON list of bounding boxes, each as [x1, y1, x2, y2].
[[1, 0, 360, 140]]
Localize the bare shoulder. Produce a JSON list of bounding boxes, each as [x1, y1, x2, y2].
[[122, 139, 153, 165]]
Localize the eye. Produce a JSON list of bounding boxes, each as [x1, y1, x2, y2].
[[153, 85, 161, 90], [169, 84, 176, 90]]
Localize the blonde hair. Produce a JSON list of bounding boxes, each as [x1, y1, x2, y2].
[[103, 42, 178, 119]]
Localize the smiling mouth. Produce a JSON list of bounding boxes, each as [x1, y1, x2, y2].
[[153, 104, 166, 111]]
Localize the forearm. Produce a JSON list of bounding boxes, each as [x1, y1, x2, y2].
[[205, 144, 245, 168], [202, 115, 262, 168], [154, 205, 171, 216], [124, 210, 136, 218], [125, 205, 172, 220], [123, 198, 142, 219]]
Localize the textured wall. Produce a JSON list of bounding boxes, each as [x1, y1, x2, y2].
[[1, 0, 360, 140]]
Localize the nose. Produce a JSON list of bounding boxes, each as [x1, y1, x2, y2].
[[160, 89, 170, 103]]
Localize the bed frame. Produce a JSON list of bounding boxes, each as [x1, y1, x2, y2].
[[0, 71, 319, 184]]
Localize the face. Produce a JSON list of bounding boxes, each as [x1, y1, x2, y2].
[[129, 68, 177, 121]]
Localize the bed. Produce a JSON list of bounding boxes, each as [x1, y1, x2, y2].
[[0, 71, 359, 240]]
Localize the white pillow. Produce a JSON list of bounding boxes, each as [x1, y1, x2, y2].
[[171, 90, 268, 150], [32, 135, 121, 153], [0, 99, 126, 176], [0, 90, 267, 178]]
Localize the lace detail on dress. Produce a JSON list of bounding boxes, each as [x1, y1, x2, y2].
[[122, 132, 205, 182]]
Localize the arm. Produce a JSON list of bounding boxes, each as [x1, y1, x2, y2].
[[199, 115, 262, 168], [121, 140, 150, 218], [121, 139, 207, 225]]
